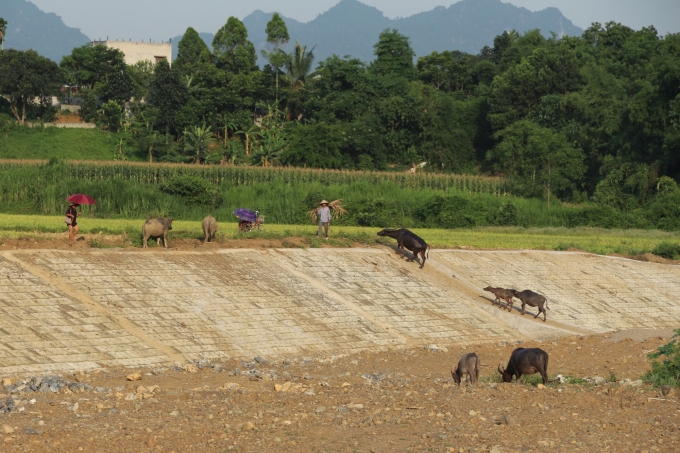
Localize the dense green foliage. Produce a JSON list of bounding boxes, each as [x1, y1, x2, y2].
[[0, 161, 674, 233], [644, 328, 680, 387], [1, 16, 680, 230]]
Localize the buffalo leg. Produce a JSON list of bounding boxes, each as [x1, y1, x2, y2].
[[419, 250, 426, 268], [505, 298, 514, 311], [521, 302, 526, 315]]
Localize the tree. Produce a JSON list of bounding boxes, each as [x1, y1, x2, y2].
[[0, 18, 7, 50], [370, 29, 416, 80], [282, 42, 316, 91], [235, 124, 259, 156], [488, 120, 585, 207], [261, 13, 290, 102], [183, 124, 214, 164], [281, 42, 317, 120], [212, 17, 257, 73], [147, 60, 187, 138], [0, 49, 62, 124], [60, 45, 128, 92], [175, 27, 211, 76]]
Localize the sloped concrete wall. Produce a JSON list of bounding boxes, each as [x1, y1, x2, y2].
[[1, 248, 678, 375]]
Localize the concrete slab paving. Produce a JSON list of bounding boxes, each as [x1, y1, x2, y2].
[[1, 248, 678, 376], [434, 250, 680, 332]]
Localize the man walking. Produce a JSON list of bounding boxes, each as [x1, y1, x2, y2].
[[317, 200, 331, 239]]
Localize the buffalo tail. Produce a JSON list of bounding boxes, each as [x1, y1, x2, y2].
[[546, 298, 550, 310]]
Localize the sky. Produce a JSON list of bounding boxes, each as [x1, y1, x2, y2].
[[28, 0, 680, 42]]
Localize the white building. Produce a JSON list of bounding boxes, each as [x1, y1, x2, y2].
[[92, 40, 172, 66]]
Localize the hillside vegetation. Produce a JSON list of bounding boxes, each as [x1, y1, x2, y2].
[[1, 11, 679, 233]]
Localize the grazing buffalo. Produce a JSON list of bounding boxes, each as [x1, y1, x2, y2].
[[142, 217, 173, 248], [498, 348, 549, 384], [451, 353, 479, 386], [202, 216, 218, 243], [483, 286, 515, 311], [377, 228, 430, 268], [511, 290, 549, 322]]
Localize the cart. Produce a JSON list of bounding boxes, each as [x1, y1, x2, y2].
[[233, 208, 264, 232]]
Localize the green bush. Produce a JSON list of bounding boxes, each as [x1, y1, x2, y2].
[[643, 328, 680, 387], [160, 175, 223, 206], [652, 242, 680, 260], [80, 91, 99, 123]]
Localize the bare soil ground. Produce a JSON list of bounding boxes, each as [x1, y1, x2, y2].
[[1, 233, 677, 266], [2, 333, 678, 453]]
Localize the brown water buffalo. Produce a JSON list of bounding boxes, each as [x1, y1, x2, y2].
[[142, 217, 173, 248], [483, 286, 515, 311], [451, 353, 479, 386], [498, 348, 549, 384], [511, 289, 549, 322], [202, 216, 218, 243], [377, 228, 430, 268]]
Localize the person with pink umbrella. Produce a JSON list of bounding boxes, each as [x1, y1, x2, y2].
[[65, 194, 96, 242]]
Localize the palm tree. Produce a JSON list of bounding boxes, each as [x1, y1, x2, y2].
[[184, 124, 214, 164], [281, 42, 317, 121], [235, 124, 259, 156], [215, 114, 237, 147], [281, 42, 317, 91]]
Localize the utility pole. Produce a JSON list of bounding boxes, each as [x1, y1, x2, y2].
[[0, 18, 7, 51]]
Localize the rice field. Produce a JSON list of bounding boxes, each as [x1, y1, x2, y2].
[[3, 213, 679, 256]]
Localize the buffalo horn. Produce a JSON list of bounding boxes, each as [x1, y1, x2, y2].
[[498, 364, 504, 374]]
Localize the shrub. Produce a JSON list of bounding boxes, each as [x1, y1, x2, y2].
[[495, 201, 518, 226], [652, 242, 680, 260], [568, 205, 622, 228], [643, 328, 680, 387], [355, 198, 400, 227], [160, 175, 223, 206], [415, 195, 488, 228], [80, 91, 99, 123]]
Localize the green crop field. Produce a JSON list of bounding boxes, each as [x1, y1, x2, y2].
[[2, 213, 679, 256]]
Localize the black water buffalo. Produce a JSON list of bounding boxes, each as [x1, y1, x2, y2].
[[483, 286, 515, 311], [377, 228, 430, 268], [511, 289, 549, 322], [451, 352, 479, 386], [498, 348, 549, 384]]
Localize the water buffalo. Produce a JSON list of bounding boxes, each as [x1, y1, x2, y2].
[[498, 348, 549, 384], [377, 228, 430, 268], [142, 217, 173, 248], [451, 353, 479, 386], [511, 289, 549, 322], [202, 216, 218, 243], [483, 286, 515, 311]]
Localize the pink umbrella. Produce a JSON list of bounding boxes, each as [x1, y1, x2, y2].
[[66, 194, 97, 205]]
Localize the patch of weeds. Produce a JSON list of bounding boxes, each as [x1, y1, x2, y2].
[[88, 238, 114, 248], [519, 374, 545, 386], [607, 372, 618, 383], [554, 242, 575, 251], [643, 327, 680, 387], [652, 242, 680, 260]]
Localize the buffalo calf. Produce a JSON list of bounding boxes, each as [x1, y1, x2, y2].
[[451, 352, 479, 386], [483, 286, 515, 311]]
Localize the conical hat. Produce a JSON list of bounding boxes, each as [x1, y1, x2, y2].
[[319, 200, 329, 205]]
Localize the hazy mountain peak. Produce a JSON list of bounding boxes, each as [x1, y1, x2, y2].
[[1, 0, 91, 62]]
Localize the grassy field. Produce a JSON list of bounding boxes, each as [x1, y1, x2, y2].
[[0, 127, 142, 161], [3, 213, 679, 256]]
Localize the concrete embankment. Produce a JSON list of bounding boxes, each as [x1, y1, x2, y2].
[[1, 248, 678, 375]]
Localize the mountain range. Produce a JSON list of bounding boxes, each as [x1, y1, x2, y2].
[[1, 0, 90, 62], [2, 0, 582, 64]]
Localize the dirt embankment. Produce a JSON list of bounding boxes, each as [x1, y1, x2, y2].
[[1, 333, 678, 453]]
